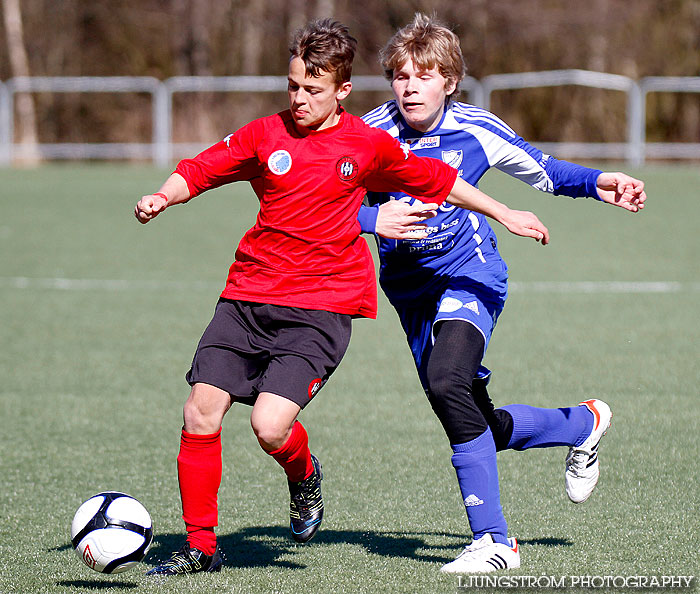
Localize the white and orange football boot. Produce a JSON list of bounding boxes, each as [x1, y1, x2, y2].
[[565, 399, 613, 503]]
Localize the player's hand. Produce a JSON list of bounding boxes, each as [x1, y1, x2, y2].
[[134, 193, 168, 224], [596, 172, 646, 212], [501, 209, 550, 245], [375, 200, 439, 239]]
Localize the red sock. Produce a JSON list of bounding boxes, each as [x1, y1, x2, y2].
[[177, 428, 221, 555], [186, 527, 216, 556], [268, 421, 314, 482]]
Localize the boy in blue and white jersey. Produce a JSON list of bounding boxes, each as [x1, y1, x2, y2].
[[358, 14, 646, 574], [360, 86, 603, 382]]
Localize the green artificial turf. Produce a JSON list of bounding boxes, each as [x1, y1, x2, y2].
[[0, 164, 697, 593]]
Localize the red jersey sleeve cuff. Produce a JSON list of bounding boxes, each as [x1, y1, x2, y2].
[[424, 165, 458, 206], [439, 166, 459, 204], [173, 161, 204, 198]]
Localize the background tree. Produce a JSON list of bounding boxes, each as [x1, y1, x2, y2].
[[2, 0, 39, 163]]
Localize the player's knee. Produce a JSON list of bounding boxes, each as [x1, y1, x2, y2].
[[425, 370, 488, 443], [183, 386, 229, 434], [426, 358, 471, 402], [250, 416, 291, 452], [426, 373, 459, 403]]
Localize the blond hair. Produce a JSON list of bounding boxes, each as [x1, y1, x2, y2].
[[379, 13, 466, 97]]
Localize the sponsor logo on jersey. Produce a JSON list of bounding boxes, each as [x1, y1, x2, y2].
[[399, 142, 411, 159], [268, 150, 292, 175], [442, 149, 463, 169], [439, 202, 457, 212], [223, 133, 233, 147], [308, 378, 323, 399], [417, 135, 440, 148], [464, 494, 484, 507], [441, 218, 460, 230], [336, 156, 359, 181]]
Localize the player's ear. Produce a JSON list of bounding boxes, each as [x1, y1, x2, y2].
[[336, 81, 352, 101], [445, 78, 457, 96]]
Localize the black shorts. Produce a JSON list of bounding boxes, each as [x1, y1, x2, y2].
[[186, 299, 352, 409]]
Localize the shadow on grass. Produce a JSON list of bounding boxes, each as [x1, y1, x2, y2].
[[145, 527, 573, 569], [51, 528, 575, 579], [146, 526, 461, 570], [519, 537, 573, 547], [51, 545, 138, 588], [55, 580, 138, 589]]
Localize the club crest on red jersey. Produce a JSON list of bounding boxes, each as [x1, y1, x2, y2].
[[336, 156, 358, 181], [308, 378, 323, 399], [268, 150, 292, 175]]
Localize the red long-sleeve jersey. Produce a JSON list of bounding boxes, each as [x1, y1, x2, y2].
[[175, 108, 457, 318]]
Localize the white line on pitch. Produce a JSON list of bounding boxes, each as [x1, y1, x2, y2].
[[509, 281, 700, 293], [0, 277, 698, 294], [0, 277, 221, 291]]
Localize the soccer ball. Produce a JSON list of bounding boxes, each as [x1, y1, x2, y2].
[[71, 491, 153, 574]]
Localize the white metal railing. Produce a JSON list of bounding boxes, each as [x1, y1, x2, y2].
[[0, 72, 698, 167], [2, 76, 167, 163], [160, 75, 483, 163], [481, 70, 643, 164], [639, 77, 700, 161]]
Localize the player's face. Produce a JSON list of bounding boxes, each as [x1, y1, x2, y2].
[[391, 59, 456, 133], [288, 56, 352, 132]]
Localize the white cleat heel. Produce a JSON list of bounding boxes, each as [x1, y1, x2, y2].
[[440, 534, 520, 573]]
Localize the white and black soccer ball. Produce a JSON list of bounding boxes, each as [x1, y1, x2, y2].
[[71, 491, 153, 574]]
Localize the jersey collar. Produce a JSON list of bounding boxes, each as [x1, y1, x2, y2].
[[395, 99, 449, 141]]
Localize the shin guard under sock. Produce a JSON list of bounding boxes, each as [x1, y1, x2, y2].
[[451, 428, 509, 545], [268, 421, 314, 482], [178, 428, 222, 555]]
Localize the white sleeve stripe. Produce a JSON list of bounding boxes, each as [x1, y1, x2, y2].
[[362, 102, 399, 128], [447, 103, 554, 192], [452, 103, 517, 138], [452, 113, 516, 139], [467, 125, 554, 192]]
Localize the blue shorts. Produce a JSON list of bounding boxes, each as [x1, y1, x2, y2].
[[391, 266, 508, 388]]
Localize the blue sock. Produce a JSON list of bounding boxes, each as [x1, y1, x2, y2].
[[503, 404, 593, 450], [451, 428, 509, 545]]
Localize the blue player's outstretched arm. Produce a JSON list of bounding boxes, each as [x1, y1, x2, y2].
[[594, 172, 646, 212]]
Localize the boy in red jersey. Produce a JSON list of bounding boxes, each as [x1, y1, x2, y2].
[[135, 19, 549, 576]]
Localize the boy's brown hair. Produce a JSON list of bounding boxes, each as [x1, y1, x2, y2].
[[289, 19, 358, 86]]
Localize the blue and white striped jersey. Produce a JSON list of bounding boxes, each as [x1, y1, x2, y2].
[[360, 100, 602, 304]]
